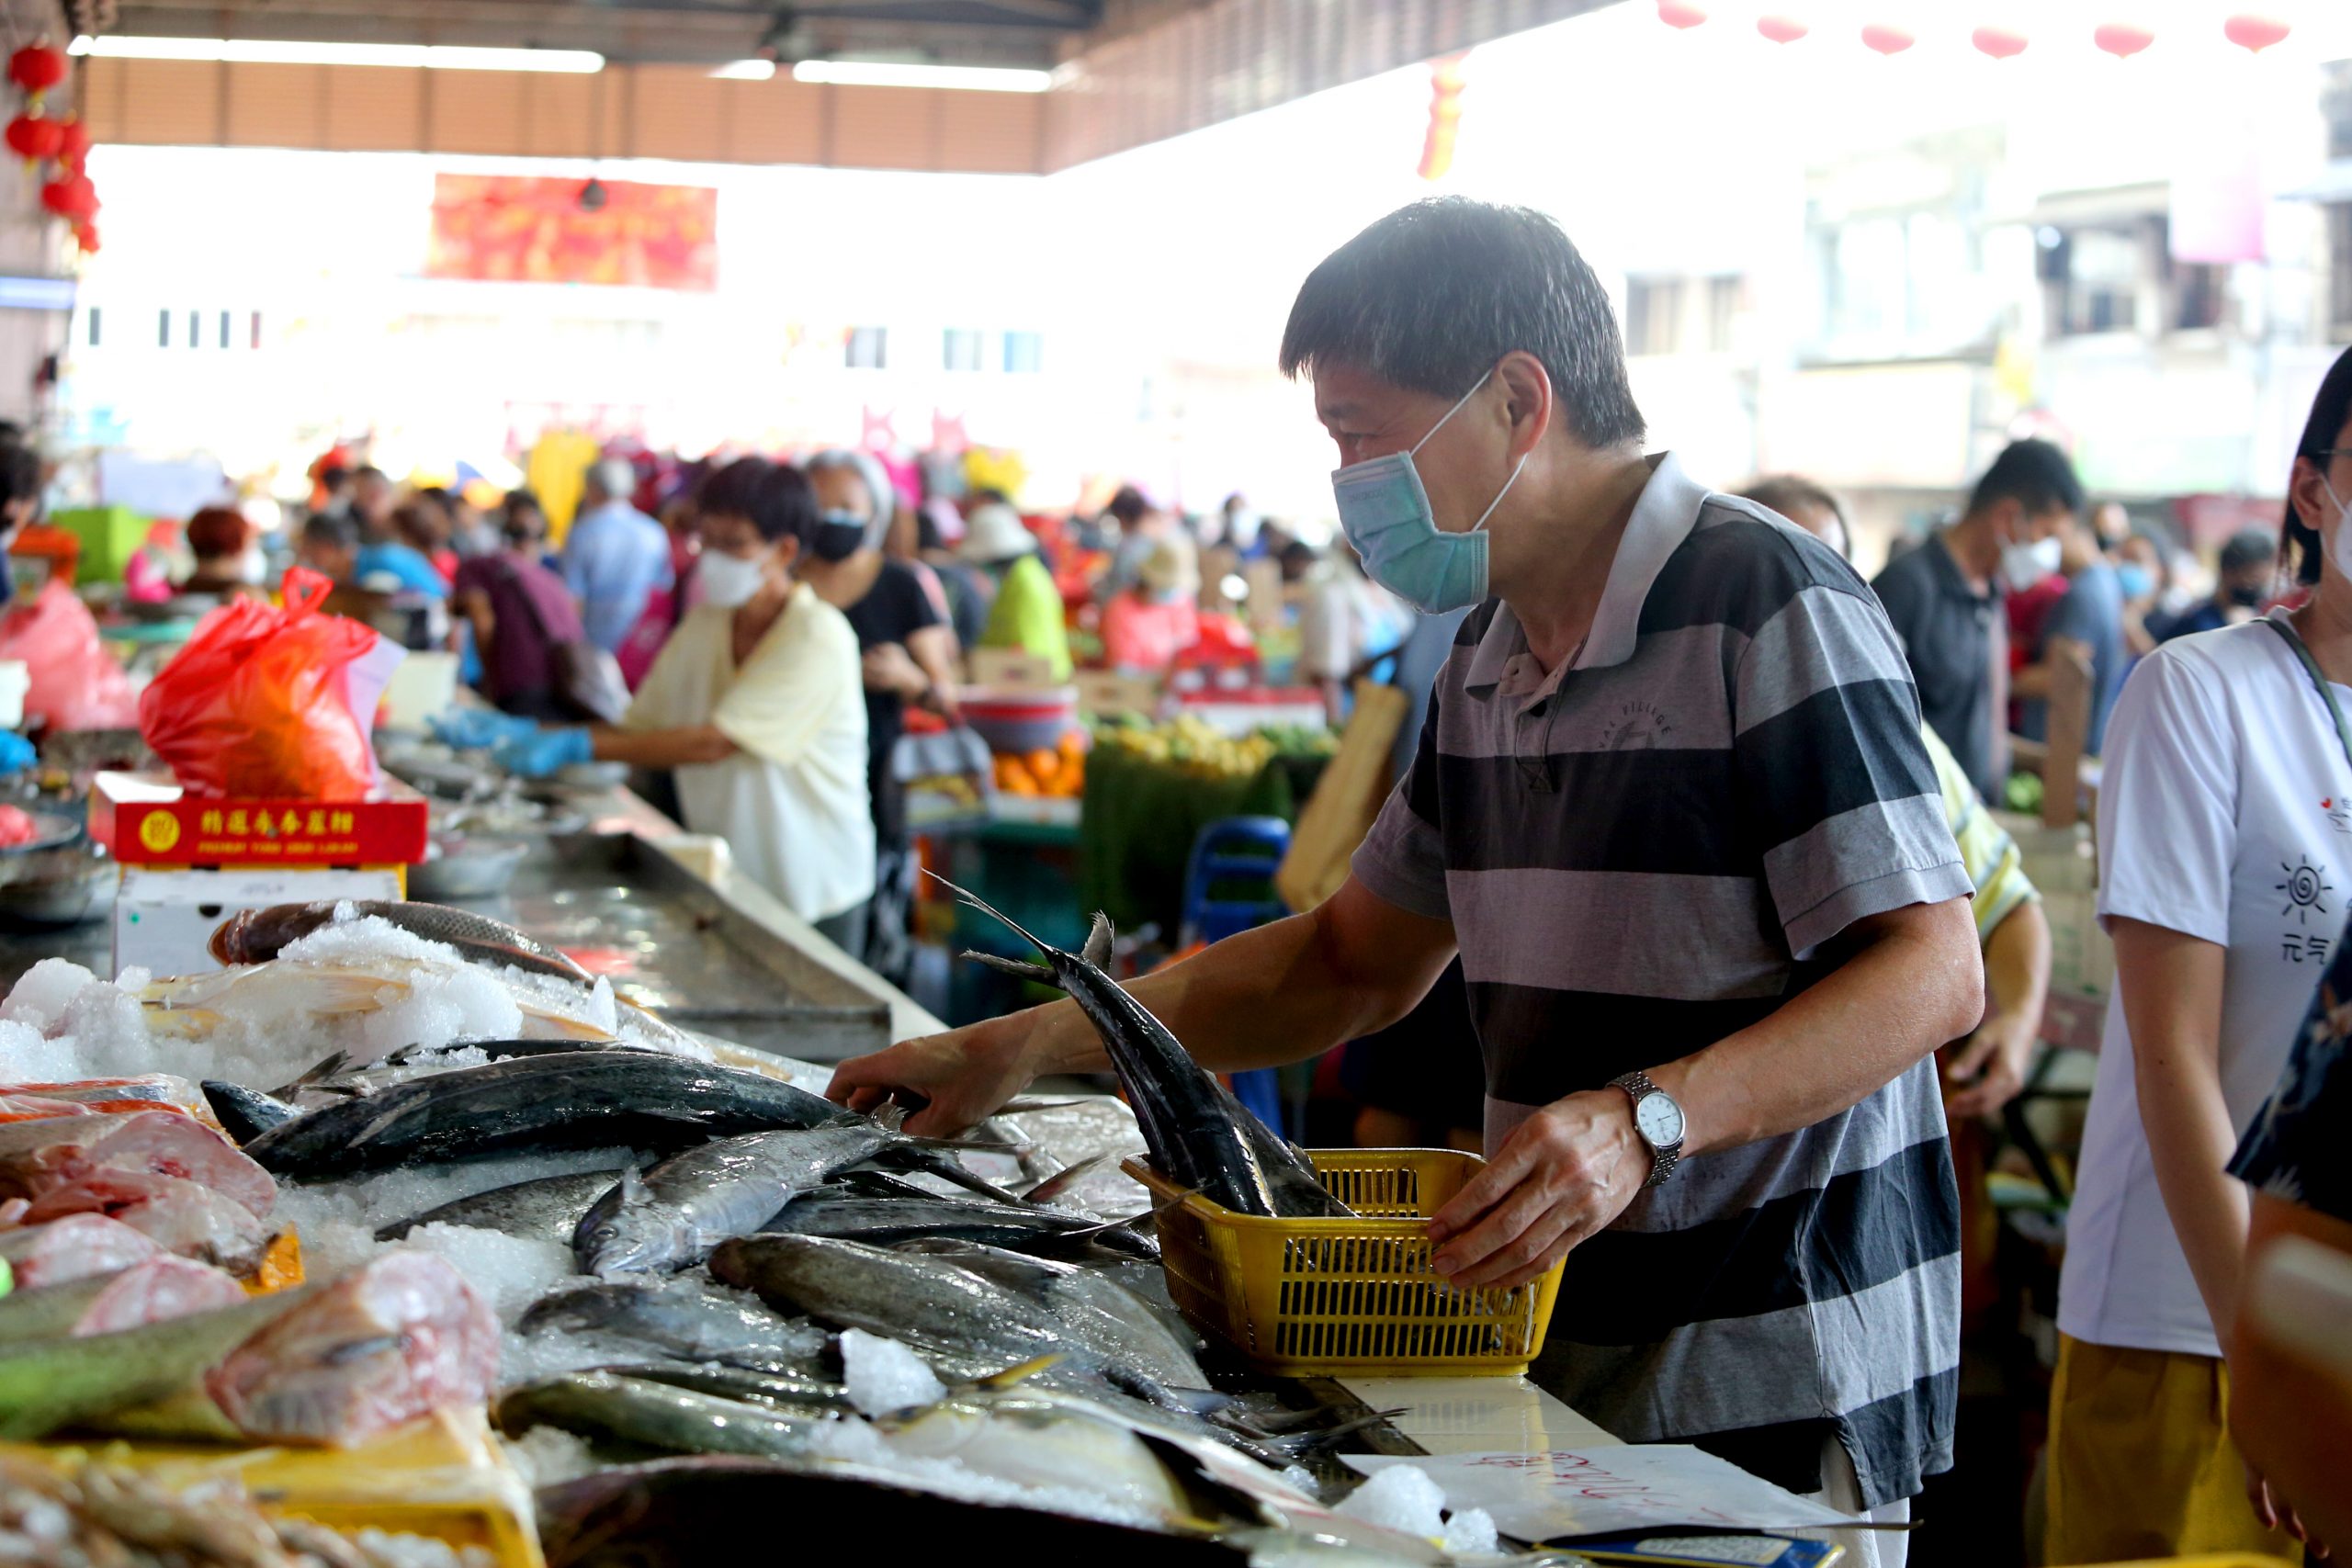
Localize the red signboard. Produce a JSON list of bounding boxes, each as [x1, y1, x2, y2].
[[93, 772, 430, 866], [425, 175, 718, 291]]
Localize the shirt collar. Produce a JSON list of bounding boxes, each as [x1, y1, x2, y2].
[[1464, 451, 1711, 694]]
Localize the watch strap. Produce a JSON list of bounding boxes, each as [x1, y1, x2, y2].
[[1610, 1070, 1683, 1189]]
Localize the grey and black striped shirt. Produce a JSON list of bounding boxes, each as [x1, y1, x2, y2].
[[1353, 453, 1971, 1508]]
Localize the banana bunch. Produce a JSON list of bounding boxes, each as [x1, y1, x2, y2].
[[1094, 714, 1277, 781]]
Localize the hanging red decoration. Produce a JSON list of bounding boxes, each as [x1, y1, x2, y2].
[[2093, 22, 2155, 59], [4, 113, 62, 162], [6, 43, 68, 97], [1417, 54, 1467, 183], [52, 118, 89, 169], [1972, 26, 2029, 60], [1860, 23, 1915, 55], [1656, 1, 1709, 28], [1756, 16, 1809, 43], [2222, 15, 2290, 53], [71, 222, 96, 255], [40, 172, 96, 222]]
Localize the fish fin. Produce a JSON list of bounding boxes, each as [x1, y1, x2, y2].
[[926, 870, 1058, 958], [266, 1050, 351, 1100], [966, 1354, 1062, 1392], [994, 1097, 1090, 1115], [1080, 911, 1115, 968], [958, 950, 1057, 985], [879, 1147, 1030, 1206], [903, 1134, 1027, 1153], [1017, 1151, 1114, 1205]]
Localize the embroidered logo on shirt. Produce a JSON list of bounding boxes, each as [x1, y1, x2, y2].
[[1600, 700, 1674, 750], [2279, 856, 2335, 924]]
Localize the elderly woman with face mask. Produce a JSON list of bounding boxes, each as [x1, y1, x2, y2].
[[796, 449, 958, 983], [471, 457, 874, 944]]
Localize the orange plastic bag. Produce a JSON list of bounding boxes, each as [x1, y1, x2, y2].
[[0, 581, 139, 733], [138, 570, 387, 800]]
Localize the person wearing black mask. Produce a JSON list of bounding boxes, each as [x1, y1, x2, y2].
[[800, 448, 958, 985], [2155, 528, 2283, 643]]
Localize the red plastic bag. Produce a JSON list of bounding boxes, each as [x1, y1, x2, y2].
[[139, 570, 386, 800], [0, 581, 139, 733]]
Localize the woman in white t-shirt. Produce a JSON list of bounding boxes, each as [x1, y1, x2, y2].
[[490, 457, 876, 944], [2047, 347, 2352, 1562]]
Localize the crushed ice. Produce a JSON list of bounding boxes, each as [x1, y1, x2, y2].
[[840, 1329, 947, 1416]]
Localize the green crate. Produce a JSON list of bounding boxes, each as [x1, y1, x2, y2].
[[50, 505, 151, 584]]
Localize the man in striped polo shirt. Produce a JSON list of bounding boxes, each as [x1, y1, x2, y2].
[[830, 198, 1984, 1555]]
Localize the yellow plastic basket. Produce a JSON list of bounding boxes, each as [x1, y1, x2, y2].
[[1123, 1147, 1565, 1377]]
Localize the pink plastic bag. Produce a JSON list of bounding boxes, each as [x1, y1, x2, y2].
[[0, 581, 139, 733]]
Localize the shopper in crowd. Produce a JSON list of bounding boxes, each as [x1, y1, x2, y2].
[[919, 504, 991, 652], [2229, 910, 2352, 1554], [2041, 344, 2352, 1564], [485, 457, 874, 941], [1102, 491, 1179, 602], [312, 462, 354, 522], [393, 501, 458, 588], [801, 448, 957, 984], [451, 500, 597, 724], [1101, 537, 1203, 673], [835, 198, 1983, 1566], [2155, 527, 2282, 643], [177, 505, 264, 600], [2118, 532, 2169, 658], [1873, 439, 2085, 797], [360, 506, 451, 599], [2015, 486, 2125, 755], [1296, 539, 1411, 726], [500, 490, 554, 569], [966, 501, 1071, 681], [561, 457, 673, 655], [348, 465, 395, 540]]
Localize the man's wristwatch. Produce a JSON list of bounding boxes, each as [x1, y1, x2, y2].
[[1609, 1070, 1687, 1189]]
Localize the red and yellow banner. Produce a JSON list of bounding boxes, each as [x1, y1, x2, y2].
[[425, 175, 718, 291]]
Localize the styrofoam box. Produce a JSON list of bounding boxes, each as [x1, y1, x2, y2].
[[115, 866, 404, 980]]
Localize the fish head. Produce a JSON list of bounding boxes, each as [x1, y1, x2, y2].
[[205, 1251, 498, 1446], [207, 910, 255, 966]]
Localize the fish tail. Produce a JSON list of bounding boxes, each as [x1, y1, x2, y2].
[[959, 952, 1057, 986], [1080, 911, 1114, 968], [967, 1353, 1061, 1391], [924, 870, 1058, 959]]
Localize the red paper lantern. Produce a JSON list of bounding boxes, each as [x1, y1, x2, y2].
[[2222, 15, 2290, 53], [52, 118, 89, 169], [4, 113, 62, 162], [2093, 22, 2154, 59], [1860, 23, 1915, 55], [40, 172, 96, 221], [1657, 1, 1709, 29], [71, 222, 97, 255], [1756, 15, 1809, 44], [1972, 26, 2029, 60], [6, 43, 68, 96]]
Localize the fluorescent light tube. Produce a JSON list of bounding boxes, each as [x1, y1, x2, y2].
[[790, 60, 1049, 93], [69, 35, 604, 72]]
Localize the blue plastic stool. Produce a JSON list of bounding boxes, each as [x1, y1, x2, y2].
[[1179, 817, 1292, 1134]]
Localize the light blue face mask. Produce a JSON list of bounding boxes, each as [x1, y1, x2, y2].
[[1329, 369, 1528, 615]]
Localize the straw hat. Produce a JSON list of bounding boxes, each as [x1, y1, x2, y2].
[[959, 502, 1035, 565]]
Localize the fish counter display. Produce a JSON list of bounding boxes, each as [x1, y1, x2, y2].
[[0, 898, 1522, 1567]]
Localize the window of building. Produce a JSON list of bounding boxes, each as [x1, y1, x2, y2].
[[846, 326, 887, 369], [218, 310, 232, 349], [187, 310, 199, 350], [1003, 330, 1043, 374], [2171, 260, 2226, 332], [84, 306, 98, 347], [2332, 203, 2352, 333], [156, 308, 169, 348], [2041, 223, 2144, 335], [943, 329, 983, 372], [1705, 276, 1740, 354], [2325, 60, 2352, 160], [250, 310, 263, 350], [1623, 276, 1685, 356]]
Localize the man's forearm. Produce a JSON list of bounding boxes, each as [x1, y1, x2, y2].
[[2139, 1054, 2253, 1333], [1651, 897, 1981, 1156], [1984, 897, 2052, 1047], [591, 725, 735, 769]]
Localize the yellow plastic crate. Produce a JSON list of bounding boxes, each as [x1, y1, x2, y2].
[[1123, 1147, 1565, 1377]]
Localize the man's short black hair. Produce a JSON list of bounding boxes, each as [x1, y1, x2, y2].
[[0, 443, 40, 510], [1966, 438, 2085, 522], [302, 512, 360, 552], [1105, 486, 1150, 527], [352, 465, 388, 485], [1279, 197, 1645, 449], [2219, 527, 2280, 578], [696, 457, 817, 548], [319, 463, 350, 491]]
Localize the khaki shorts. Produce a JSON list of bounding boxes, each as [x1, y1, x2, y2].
[[2043, 1335, 2298, 1564]]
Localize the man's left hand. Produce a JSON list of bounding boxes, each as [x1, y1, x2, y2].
[[862, 642, 927, 698], [1943, 1017, 2035, 1121], [1426, 1089, 1649, 1291]]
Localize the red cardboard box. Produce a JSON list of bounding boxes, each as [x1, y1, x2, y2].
[[91, 771, 429, 867]]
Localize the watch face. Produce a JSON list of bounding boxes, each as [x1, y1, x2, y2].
[[1636, 1093, 1685, 1148]]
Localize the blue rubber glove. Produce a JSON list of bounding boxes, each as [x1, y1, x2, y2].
[[493, 726, 594, 779], [431, 708, 538, 751], [0, 732, 33, 776]]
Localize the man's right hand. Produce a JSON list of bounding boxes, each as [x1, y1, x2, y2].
[[827, 1002, 1088, 1137]]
